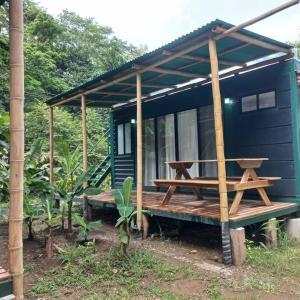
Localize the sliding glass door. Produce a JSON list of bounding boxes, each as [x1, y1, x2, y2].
[[157, 114, 176, 179], [199, 105, 217, 177], [177, 109, 199, 177], [142, 118, 156, 186]]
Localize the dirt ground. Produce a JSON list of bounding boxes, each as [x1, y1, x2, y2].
[[1, 208, 300, 299]]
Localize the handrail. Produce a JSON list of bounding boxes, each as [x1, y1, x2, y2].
[[88, 128, 110, 157]]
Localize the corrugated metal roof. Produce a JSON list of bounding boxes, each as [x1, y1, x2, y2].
[[46, 19, 292, 107]]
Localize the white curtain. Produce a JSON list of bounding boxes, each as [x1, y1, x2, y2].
[[143, 119, 156, 186], [199, 105, 217, 177], [117, 124, 124, 155], [157, 114, 176, 179], [178, 109, 199, 177]]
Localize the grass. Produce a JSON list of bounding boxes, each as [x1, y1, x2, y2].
[[29, 242, 197, 299]]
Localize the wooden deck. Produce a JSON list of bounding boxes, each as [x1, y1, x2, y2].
[[86, 191, 299, 228], [0, 266, 12, 299]]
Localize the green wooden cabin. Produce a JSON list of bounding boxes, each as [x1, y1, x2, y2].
[[47, 19, 300, 264]]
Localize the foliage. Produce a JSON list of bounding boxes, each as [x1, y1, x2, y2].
[[42, 195, 61, 257], [55, 139, 102, 232], [1, 0, 145, 160], [24, 197, 44, 240], [0, 110, 9, 202], [113, 177, 149, 254], [73, 213, 102, 241]]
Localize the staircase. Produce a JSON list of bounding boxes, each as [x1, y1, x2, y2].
[[86, 129, 112, 189], [87, 155, 111, 188]]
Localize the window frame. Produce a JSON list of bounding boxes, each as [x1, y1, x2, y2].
[[116, 121, 132, 155], [240, 89, 276, 113]]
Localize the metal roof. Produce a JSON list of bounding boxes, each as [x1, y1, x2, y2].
[[46, 19, 292, 108]]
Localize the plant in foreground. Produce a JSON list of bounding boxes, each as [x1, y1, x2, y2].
[[113, 176, 149, 255], [73, 213, 102, 242], [24, 197, 44, 240], [42, 196, 61, 258]]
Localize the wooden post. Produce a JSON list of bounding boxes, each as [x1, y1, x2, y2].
[[8, 0, 24, 299], [136, 72, 143, 231], [208, 37, 232, 266], [265, 218, 278, 248], [230, 227, 247, 266], [49, 107, 54, 184], [81, 95, 90, 220]]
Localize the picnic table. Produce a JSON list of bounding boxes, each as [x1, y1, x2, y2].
[[153, 158, 281, 215]]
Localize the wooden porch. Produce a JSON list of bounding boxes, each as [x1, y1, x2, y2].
[[86, 191, 299, 228]]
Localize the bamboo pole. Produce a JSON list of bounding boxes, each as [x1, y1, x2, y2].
[[81, 95, 89, 220], [208, 37, 232, 266], [81, 95, 88, 174], [49, 107, 54, 184], [136, 72, 143, 231], [8, 0, 24, 298], [221, 0, 299, 36]]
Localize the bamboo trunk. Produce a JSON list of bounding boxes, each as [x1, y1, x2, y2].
[[208, 38, 232, 266], [8, 0, 24, 298], [136, 72, 143, 231]]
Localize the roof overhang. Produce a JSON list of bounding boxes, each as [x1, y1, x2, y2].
[[46, 19, 293, 108]]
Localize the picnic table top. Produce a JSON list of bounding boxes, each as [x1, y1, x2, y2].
[[166, 158, 269, 164], [165, 157, 269, 164]]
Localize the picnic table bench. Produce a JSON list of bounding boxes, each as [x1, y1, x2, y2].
[[153, 158, 281, 215]]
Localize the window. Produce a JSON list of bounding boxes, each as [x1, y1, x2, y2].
[[199, 105, 217, 177], [143, 119, 156, 186], [258, 91, 276, 109], [117, 122, 131, 155], [157, 114, 176, 179], [242, 95, 257, 112], [117, 124, 124, 155], [241, 90, 276, 112], [178, 109, 199, 177]]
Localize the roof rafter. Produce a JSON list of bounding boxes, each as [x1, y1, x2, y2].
[[162, 50, 246, 67]]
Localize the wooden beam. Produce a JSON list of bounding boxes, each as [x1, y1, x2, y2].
[[136, 72, 143, 231], [8, 0, 24, 298], [115, 53, 292, 111], [49, 107, 54, 184], [209, 37, 232, 266], [163, 50, 246, 67], [221, 0, 299, 36], [133, 64, 208, 79], [117, 82, 175, 89], [214, 26, 291, 53], [217, 43, 249, 57], [51, 37, 212, 107], [93, 91, 136, 97]]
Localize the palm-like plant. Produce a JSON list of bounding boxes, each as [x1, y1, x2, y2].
[[42, 195, 61, 258], [73, 213, 102, 242], [24, 197, 44, 240], [113, 177, 149, 255]]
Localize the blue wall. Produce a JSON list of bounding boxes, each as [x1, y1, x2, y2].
[[112, 60, 300, 200]]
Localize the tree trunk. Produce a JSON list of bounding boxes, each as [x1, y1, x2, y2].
[[61, 205, 65, 230], [46, 227, 53, 258], [28, 222, 34, 241], [67, 201, 73, 232]]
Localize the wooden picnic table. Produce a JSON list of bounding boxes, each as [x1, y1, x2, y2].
[[154, 158, 281, 215]]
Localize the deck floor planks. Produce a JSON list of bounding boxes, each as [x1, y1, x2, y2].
[[88, 191, 297, 222], [0, 267, 10, 282]]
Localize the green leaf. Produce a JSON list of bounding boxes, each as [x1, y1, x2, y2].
[[83, 187, 102, 196], [122, 177, 133, 205]]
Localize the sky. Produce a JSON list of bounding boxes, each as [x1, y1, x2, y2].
[[37, 0, 300, 51]]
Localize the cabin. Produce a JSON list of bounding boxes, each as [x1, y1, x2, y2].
[[46, 19, 300, 265]]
